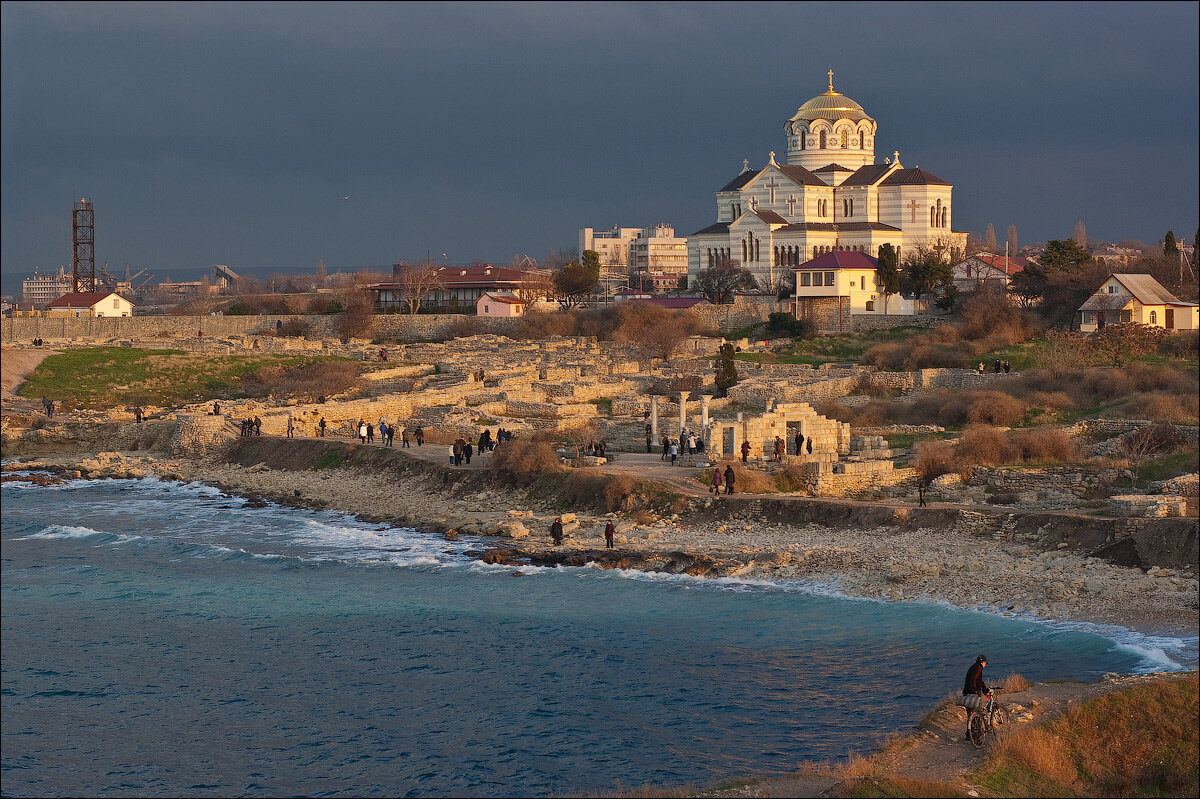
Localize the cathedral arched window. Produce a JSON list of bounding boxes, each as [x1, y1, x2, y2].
[[840, 129, 848, 148], [799, 128, 806, 150], [930, 205, 936, 226], [858, 131, 864, 149], [819, 130, 826, 149]]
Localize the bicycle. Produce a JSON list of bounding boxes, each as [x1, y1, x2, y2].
[[967, 689, 1009, 748]]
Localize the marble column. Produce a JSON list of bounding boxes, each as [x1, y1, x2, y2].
[[650, 396, 658, 438], [678, 391, 690, 436], [700, 394, 713, 430]]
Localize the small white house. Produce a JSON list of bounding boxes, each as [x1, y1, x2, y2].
[[475, 291, 526, 317], [45, 291, 134, 318], [790, 249, 917, 331], [1078, 274, 1198, 333]]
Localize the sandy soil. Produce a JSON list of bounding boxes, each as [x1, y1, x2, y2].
[[1, 346, 57, 400]]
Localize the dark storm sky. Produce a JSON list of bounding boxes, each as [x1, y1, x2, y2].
[[2, 1, 1197, 279]]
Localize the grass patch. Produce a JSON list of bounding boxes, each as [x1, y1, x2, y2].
[[1135, 450, 1199, 488], [313, 451, 343, 469], [973, 674, 1198, 798], [18, 347, 353, 409]]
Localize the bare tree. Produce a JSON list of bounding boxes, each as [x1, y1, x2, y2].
[[637, 313, 692, 362], [561, 419, 600, 463], [1073, 220, 1088, 250], [514, 269, 555, 305], [392, 261, 445, 314], [984, 223, 997, 252], [1007, 224, 1019, 253], [315, 259, 327, 287], [694, 262, 756, 304]]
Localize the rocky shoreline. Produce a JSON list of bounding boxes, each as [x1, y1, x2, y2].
[[5, 443, 1198, 653]]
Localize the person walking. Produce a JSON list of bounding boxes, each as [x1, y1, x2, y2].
[[741, 440, 751, 463], [448, 444, 456, 466], [1003, 360, 1011, 374], [918, 483, 928, 507], [464, 440, 473, 465], [711, 466, 723, 494], [286, 417, 295, 439], [401, 426, 410, 447], [358, 420, 367, 443], [415, 426, 424, 446], [604, 520, 615, 549], [254, 416, 262, 436], [551, 517, 564, 546], [385, 423, 394, 447], [723, 464, 736, 495], [318, 417, 327, 437], [806, 437, 813, 455], [366, 423, 374, 443], [669, 439, 678, 465], [453, 439, 463, 466], [661, 435, 670, 461], [645, 422, 653, 453], [795, 431, 804, 456], [212, 401, 221, 416]]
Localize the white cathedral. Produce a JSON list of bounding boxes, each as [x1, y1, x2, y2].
[[687, 73, 967, 290]]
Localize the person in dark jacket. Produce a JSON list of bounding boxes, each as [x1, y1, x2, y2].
[[795, 431, 804, 456], [604, 520, 615, 549], [550, 517, 564, 546], [740, 440, 751, 463], [962, 655, 990, 739], [723, 464, 736, 495]]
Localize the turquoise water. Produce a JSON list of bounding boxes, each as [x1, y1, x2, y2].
[[2, 477, 1192, 797]]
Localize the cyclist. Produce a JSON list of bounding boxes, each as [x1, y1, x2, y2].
[[962, 654, 990, 740]]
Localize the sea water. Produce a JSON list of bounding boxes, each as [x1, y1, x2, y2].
[[2, 476, 1194, 797]]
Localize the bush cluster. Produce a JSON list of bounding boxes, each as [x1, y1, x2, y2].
[[239, 360, 361, 400]]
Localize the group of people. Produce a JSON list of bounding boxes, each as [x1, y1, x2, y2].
[[449, 437, 476, 465], [658, 429, 701, 465], [769, 432, 813, 461], [239, 416, 262, 437], [977, 359, 1012, 375], [39, 396, 56, 418], [584, 439, 608, 458]]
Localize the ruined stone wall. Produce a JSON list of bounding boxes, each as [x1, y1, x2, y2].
[[686, 296, 782, 332], [170, 413, 235, 455], [1, 313, 521, 344], [850, 314, 944, 332]]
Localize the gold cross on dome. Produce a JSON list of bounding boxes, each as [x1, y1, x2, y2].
[[827, 69, 834, 92]]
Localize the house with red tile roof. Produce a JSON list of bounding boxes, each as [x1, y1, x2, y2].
[[45, 291, 134, 318], [952, 253, 1032, 292], [790, 249, 919, 331]]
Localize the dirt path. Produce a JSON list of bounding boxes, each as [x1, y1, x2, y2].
[[1, 346, 57, 410], [703, 672, 1193, 797]]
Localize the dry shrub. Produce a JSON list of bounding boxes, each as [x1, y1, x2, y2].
[[1010, 427, 1077, 462], [489, 437, 563, 481], [441, 315, 484, 340], [1162, 329, 1199, 358], [601, 474, 637, 512], [721, 462, 776, 493], [914, 440, 955, 482], [275, 318, 311, 338], [631, 508, 657, 525], [956, 425, 1015, 467], [1024, 390, 1075, 412], [998, 673, 1031, 692], [817, 399, 851, 421], [993, 727, 1078, 787], [1119, 391, 1199, 424], [848, 400, 900, 428], [965, 390, 1025, 426], [775, 463, 812, 493], [239, 360, 361, 400]]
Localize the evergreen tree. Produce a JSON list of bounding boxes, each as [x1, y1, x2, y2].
[[1163, 230, 1179, 257], [1040, 239, 1091, 272], [714, 343, 739, 398], [875, 243, 901, 313]]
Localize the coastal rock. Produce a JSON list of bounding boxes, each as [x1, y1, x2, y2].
[[497, 520, 530, 539]]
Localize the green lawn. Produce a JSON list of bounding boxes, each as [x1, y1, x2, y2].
[[18, 347, 347, 409], [734, 326, 929, 366]]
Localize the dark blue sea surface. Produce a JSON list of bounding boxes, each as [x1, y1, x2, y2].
[[2, 477, 1192, 797]]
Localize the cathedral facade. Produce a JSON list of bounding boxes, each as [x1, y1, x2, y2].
[[687, 74, 967, 291]]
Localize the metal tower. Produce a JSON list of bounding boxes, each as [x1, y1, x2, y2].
[[72, 198, 96, 293]]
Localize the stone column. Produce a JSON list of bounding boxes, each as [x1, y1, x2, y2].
[[650, 396, 658, 438], [678, 391, 690, 436], [700, 394, 713, 430]]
